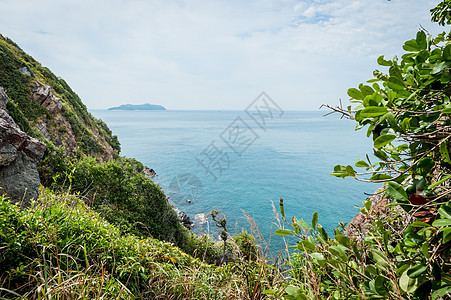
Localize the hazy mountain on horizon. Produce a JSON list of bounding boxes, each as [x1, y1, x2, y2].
[[108, 103, 166, 110]]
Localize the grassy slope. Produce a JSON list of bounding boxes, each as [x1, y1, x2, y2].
[[0, 190, 249, 299]]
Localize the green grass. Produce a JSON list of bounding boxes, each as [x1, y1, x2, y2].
[[0, 190, 273, 299]]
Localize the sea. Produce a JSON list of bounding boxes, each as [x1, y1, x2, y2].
[[90, 109, 378, 251]]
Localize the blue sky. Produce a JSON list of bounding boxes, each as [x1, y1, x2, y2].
[[0, 0, 445, 110]]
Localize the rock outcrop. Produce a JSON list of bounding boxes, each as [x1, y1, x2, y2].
[[32, 82, 63, 113], [173, 207, 194, 229], [143, 166, 157, 178], [0, 87, 46, 204], [30, 82, 115, 161], [345, 186, 410, 239]]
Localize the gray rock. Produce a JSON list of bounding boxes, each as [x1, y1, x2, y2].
[[0, 87, 9, 110], [19, 67, 31, 76], [0, 87, 46, 204], [0, 152, 41, 204], [173, 207, 194, 229], [32, 82, 62, 113], [0, 144, 17, 166]]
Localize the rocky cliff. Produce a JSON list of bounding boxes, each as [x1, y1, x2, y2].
[[0, 34, 120, 161], [0, 87, 45, 204]]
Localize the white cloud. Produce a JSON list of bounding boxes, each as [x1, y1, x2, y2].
[[0, 0, 444, 110]]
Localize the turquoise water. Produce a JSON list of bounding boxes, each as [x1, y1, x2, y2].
[[91, 110, 377, 248]]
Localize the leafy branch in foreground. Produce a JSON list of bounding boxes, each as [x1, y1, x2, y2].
[[267, 2, 451, 299], [272, 199, 451, 299]]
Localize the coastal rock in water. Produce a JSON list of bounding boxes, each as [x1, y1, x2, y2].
[[173, 207, 194, 229], [0, 87, 46, 204], [143, 166, 157, 178]]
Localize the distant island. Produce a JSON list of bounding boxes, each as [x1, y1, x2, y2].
[[108, 103, 167, 111]]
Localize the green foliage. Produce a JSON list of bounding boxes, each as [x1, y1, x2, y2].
[[95, 117, 121, 153], [269, 3, 451, 299], [432, 0, 451, 26], [45, 156, 186, 244], [233, 231, 260, 261], [0, 192, 254, 299], [211, 209, 229, 265], [271, 201, 451, 299]]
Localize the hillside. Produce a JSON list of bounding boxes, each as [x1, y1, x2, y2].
[[0, 34, 120, 160], [0, 34, 189, 245]]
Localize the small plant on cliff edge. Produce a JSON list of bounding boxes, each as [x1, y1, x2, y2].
[[269, 2, 451, 299], [211, 209, 229, 265]]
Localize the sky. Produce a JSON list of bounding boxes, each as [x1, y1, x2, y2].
[[0, 0, 446, 110]]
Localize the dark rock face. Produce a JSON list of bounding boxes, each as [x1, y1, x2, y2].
[[0, 87, 46, 204], [143, 166, 157, 178], [173, 207, 194, 229]]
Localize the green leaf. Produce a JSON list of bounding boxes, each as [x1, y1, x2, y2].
[[275, 229, 293, 236], [329, 245, 348, 260], [387, 76, 406, 91], [411, 221, 432, 228], [335, 234, 350, 247], [374, 134, 396, 148], [400, 269, 419, 293], [360, 85, 375, 97], [407, 264, 427, 278], [386, 112, 402, 132], [317, 224, 328, 241], [377, 55, 392, 66], [347, 88, 364, 100], [440, 227, 451, 244], [346, 165, 356, 177], [369, 174, 393, 181], [416, 31, 427, 50], [386, 181, 409, 203], [330, 165, 348, 178], [360, 106, 388, 117], [403, 39, 420, 52], [443, 44, 451, 61], [285, 286, 299, 297], [312, 212, 318, 230], [432, 61, 450, 74], [261, 290, 275, 295], [428, 175, 451, 189], [279, 198, 285, 219], [438, 203, 451, 219], [440, 141, 451, 163], [442, 106, 451, 114], [310, 252, 325, 261], [355, 159, 369, 168], [298, 240, 315, 251], [375, 276, 389, 296], [297, 219, 312, 231], [371, 249, 389, 268], [432, 286, 451, 300], [432, 219, 451, 227]]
